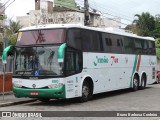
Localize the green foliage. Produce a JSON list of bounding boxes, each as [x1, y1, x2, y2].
[[155, 38, 160, 59], [8, 34, 17, 45], [0, 37, 2, 56], [133, 12, 155, 37], [5, 20, 23, 36], [0, 19, 22, 55], [155, 38, 160, 48], [0, 34, 17, 56], [154, 14, 160, 38], [0, 15, 6, 20], [156, 48, 160, 60]]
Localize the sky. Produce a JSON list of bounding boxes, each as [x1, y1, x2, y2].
[[1, 0, 160, 26]]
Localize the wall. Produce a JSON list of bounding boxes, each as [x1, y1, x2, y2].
[[16, 16, 30, 28], [0, 57, 13, 73]]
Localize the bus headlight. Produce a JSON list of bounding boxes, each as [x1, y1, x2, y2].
[[13, 83, 22, 88], [48, 83, 63, 88]]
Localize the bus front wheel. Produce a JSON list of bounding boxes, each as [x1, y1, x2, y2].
[[80, 81, 92, 102]]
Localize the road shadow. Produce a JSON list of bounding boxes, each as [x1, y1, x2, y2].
[[27, 87, 152, 107]]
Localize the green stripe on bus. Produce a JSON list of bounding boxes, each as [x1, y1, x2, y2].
[[130, 55, 138, 87], [57, 43, 66, 62]]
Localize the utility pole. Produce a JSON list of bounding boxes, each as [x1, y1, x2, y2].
[[84, 0, 89, 26]]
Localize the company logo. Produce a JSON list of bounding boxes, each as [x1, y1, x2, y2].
[[111, 56, 119, 65], [52, 80, 58, 83], [94, 56, 109, 66], [32, 84, 36, 88], [2, 112, 11, 117], [125, 56, 128, 64]]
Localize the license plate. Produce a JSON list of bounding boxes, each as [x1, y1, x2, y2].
[[30, 92, 39, 95]]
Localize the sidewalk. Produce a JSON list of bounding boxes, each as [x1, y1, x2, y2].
[[0, 92, 37, 107]]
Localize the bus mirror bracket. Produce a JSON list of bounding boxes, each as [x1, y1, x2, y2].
[[2, 45, 13, 64], [58, 43, 66, 63]]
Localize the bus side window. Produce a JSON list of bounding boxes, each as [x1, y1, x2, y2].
[[141, 40, 148, 54], [66, 51, 74, 75], [148, 41, 156, 55], [65, 47, 82, 76], [102, 33, 112, 52], [81, 30, 101, 52], [124, 37, 131, 54], [134, 39, 142, 54], [67, 29, 82, 50]]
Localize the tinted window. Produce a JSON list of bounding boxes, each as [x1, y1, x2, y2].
[[65, 47, 82, 76], [81, 30, 101, 51], [110, 34, 124, 53], [102, 33, 112, 52], [135, 39, 142, 54], [67, 29, 82, 50], [141, 40, 149, 54], [16, 29, 65, 45], [148, 41, 156, 55], [124, 37, 135, 54]]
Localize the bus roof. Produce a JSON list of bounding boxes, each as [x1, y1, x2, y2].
[[19, 24, 155, 41]]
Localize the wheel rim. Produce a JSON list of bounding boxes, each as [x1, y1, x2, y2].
[[141, 78, 144, 87], [134, 78, 138, 89], [157, 77, 159, 83], [82, 86, 89, 98]]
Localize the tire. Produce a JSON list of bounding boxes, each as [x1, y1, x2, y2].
[[140, 75, 146, 89], [156, 77, 159, 84], [80, 81, 92, 102], [132, 75, 139, 91], [38, 98, 50, 102]]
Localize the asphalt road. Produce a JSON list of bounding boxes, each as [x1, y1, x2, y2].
[[0, 84, 160, 120]]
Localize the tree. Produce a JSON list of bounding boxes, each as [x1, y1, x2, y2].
[[5, 19, 23, 36], [133, 12, 155, 37], [153, 14, 160, 38], [0, 19, 22, 55]]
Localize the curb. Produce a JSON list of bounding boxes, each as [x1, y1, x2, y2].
[[0, 91, 13, 95], [0, 99, 38, 107]]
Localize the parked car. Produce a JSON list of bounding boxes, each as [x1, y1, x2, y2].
[[156, 70, 160, 83]]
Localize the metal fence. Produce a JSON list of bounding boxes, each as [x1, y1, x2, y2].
[[0, 56, 13, 72]]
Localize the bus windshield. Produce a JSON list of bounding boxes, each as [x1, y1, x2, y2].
[[16, 29, 65, 45], [14, 46, 63, 76]]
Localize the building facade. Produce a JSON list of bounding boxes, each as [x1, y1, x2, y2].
[[17, 0, 121, 28]]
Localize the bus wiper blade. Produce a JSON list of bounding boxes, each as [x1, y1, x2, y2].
[[20, 70, 32, 76]]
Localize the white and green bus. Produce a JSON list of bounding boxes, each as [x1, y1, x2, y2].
[[2, 24, 157, 102]]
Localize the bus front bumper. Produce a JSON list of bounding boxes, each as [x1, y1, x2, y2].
[[13, 86, 65, 99]]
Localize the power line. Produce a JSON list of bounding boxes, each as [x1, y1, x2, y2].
[[77, 0, 134, 19], [76, 0, 134, 22], [0, 0, 11, 11], [55, 1, 130, 26], [101, 12, 133, 22], [101, 14, 128, 26], [1, 0, 16, 13]]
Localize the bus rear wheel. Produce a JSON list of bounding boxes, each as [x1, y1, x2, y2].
[[80, 81, 92, 102], [140, 75, 146, 89], [132, 75, 139, 91]]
